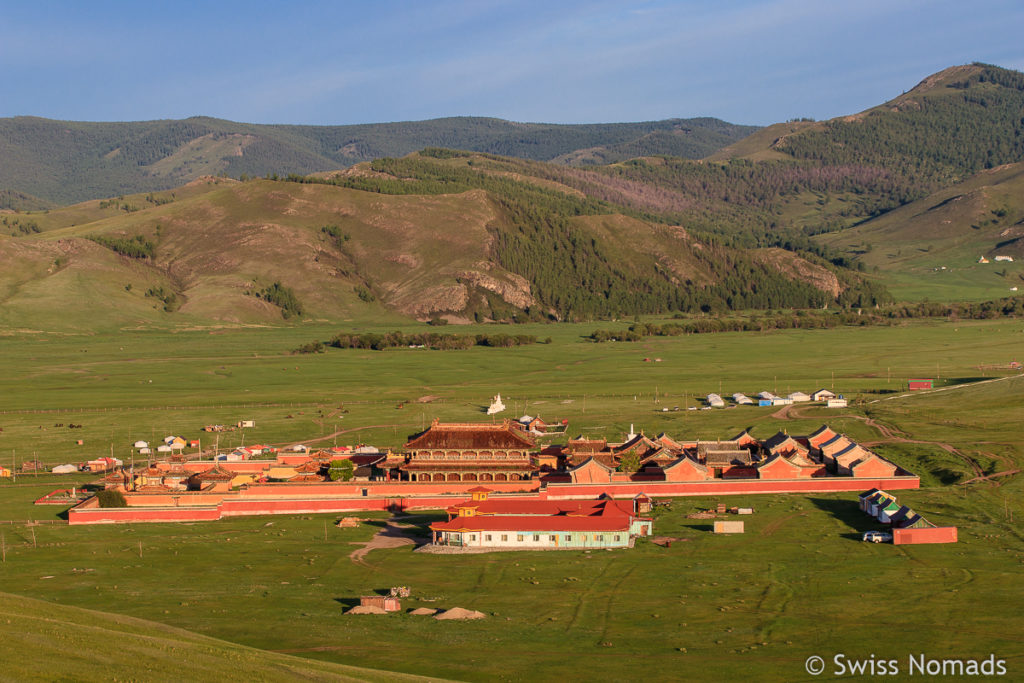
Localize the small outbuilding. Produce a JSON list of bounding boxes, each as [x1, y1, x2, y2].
[[359, 595, 402, 612]]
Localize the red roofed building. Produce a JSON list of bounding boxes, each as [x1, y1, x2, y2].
[[757, 453, 824, 479], [400, 419, 535, 483], [807, 425, 839, 450], [431, 492, 652, 549], [567, 457, 614, 484], [662, 456, 710, 482], [850, 452, 900, 478]]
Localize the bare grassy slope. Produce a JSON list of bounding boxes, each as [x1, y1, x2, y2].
[[8, 180, 532, 328], [816, 163, 1024, 300], [0, 591, 430, 682]]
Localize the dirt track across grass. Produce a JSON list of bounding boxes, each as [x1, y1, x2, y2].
[[349, 518, 425, 567]]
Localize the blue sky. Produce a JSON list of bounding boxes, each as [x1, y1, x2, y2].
[[2, 0, 1022, 126]]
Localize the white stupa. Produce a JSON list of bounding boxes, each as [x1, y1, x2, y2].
[[486, 394, 506, 415]]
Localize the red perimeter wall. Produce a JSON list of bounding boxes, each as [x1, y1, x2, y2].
[[542, 476, 919, 499], [68, 475, 919, 525], [893, 526, 957, 545]]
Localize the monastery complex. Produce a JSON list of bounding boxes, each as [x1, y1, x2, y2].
[[66, 420, 918, 525]]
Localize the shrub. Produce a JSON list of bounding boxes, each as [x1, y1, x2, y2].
[[96, 489, 127, 508], [89, 234, 155, 259], [329, 459, 355, 481]]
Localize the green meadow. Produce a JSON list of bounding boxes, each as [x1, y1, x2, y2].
[[0, 317, 1022, 681]]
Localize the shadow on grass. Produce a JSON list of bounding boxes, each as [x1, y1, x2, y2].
[[808, 497, 882, 541], [333, 597, 360, 609], [943, 377, 991, 386]]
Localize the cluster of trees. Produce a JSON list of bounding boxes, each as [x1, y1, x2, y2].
[[327, 330, 539, 351], [96, 489, 127, 508], [88, 234, 155, 259], [881, 297, 1024, 319], [1, 216, 41, 235], [144, 286, 179, 312], [590, 312, 878, 341], [328, 459, 355, 481], [254, 282, 302, 319]]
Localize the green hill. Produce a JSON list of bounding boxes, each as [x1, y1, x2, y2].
[[710, 64, 1024, 204], [0, 591, 431, 682], [0, 115, 757, 205], [0, 151, 888, 332], [815, 162, 1024, 301]]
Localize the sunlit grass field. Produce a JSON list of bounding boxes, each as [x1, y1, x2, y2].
[[0, 317, 1022, 681]]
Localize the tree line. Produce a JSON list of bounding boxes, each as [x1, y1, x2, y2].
[[589, 297, 1024, 341], [320, 331, 541, 351]]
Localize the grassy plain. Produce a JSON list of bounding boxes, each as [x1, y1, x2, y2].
[[0, 318, 1022, 681]]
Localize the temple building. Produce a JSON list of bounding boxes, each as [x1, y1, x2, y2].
[[400, 420, 536, 482], [430, 488, 653, 549]]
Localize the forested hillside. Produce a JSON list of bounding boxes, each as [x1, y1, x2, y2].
[[0, 115, 756, 205], [0, 146, 890, 332], [287, 150, 892, 319]]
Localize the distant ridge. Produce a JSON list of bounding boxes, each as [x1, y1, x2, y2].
[[0, 115, 757, 204]]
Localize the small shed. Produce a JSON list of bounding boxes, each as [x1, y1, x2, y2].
[[826, 398, 848, 408], [908, 379, 934, 391], [713, 521, 745, 534], [858, 488, 883, 512], [133, 440, 149, 449], [788, 391, 811, 402], [360, 595, 401, 612], [633, 493, 653, 514], [811, 389, 836, 402]]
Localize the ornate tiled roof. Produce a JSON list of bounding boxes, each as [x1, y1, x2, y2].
[[405, 420, 536, 450]]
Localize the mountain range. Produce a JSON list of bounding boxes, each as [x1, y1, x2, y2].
[[0, 115, 756, 207], [2, 62, 1023, 330]]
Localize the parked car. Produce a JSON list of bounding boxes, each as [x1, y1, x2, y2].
[[862, 531, 893, 543]]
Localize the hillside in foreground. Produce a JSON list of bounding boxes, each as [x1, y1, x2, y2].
[[0, 591, 430, 682]]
